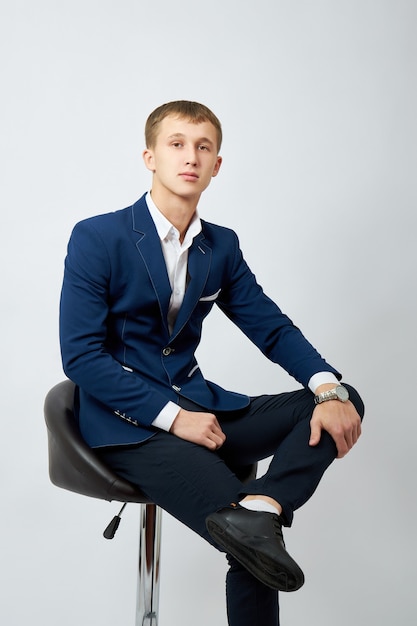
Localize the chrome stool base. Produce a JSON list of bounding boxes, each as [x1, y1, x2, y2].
[[136, 504, 162, 626]]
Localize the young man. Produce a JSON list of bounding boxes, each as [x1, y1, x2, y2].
[[60, 100, 364, 625]]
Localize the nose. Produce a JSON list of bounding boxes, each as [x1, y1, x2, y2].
[[185, 147, 198, 166]]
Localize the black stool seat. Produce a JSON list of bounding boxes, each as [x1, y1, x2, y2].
[[44, 379, 149, 503]]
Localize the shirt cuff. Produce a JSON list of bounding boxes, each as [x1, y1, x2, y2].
[[151, 401, 181, 431], [308, 372, 340, 394]]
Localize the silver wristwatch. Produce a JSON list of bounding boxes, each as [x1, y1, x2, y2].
[[314, 384, 349, 405]]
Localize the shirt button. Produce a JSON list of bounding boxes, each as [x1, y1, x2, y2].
[[162, 347, 172, 356]]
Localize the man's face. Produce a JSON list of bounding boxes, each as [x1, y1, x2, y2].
[[143, 115, 222, 202]]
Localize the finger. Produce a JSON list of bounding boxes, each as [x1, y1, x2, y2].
[[309, 422, 322, 446], [211, 416, 224, 432], [335, 436, 349, 458], [212, 423, 226, 440], [346, 419, 362, 448], [211, 429, 226, 448], [209, 417, 226, 439], [205, 434, 224, 451], [200, 423, 225, 450], [344, 429, 354, 450]]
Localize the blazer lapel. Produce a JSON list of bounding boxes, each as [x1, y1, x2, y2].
[[131, 198, 171, 333], [171, 232, 212, 338]]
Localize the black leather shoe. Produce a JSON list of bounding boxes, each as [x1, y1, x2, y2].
[[206, 503, 305, 591]]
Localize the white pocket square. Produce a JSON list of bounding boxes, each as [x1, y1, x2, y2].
[[199, 289, 221, 302]]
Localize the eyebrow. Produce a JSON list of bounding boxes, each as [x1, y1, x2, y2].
[[167, 133, 215, 146]]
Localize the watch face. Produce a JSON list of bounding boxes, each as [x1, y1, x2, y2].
[[336, 385, 349, 402]]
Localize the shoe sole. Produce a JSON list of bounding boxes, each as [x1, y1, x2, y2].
[[206, 516, 305, 592]]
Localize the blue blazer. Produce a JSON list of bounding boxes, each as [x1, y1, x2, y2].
[[60, 194, 340, 448]]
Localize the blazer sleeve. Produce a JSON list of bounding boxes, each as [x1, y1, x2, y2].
[[215, 229, 341, 387], [59, 220, 172, 426]]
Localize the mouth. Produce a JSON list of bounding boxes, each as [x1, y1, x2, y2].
[[179, 172, 199, 181]]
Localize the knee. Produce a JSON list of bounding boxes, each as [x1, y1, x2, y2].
[[343, 383, 365, 420]]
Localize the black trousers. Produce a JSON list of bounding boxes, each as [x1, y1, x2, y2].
[[98, 384, 364, 626]]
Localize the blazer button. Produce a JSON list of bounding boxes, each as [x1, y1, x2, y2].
[[162, 347, 172, 356]]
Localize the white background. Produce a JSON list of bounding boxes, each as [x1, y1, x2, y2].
[[1, 1, 416, 624]]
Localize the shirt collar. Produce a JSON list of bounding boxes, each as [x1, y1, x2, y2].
[[145, 191, 202, 244]]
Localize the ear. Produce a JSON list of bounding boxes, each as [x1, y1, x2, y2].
[[142, 148, 156, 172], [211, 155, 222, 178]]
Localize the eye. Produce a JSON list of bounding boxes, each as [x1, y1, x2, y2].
[[198, 144, 209, 151], [171, 142, 183, 148]]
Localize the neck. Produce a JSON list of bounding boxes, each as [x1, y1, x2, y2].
[[150, 188, 199, 242]]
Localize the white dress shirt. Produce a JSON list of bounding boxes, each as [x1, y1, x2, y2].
[[145, 192, 339, 432], [146, 191, 202, 334]]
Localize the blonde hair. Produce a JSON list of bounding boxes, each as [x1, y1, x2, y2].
[[145, 100, 222, 151]]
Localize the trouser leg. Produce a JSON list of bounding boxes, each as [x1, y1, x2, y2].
[[97, 431, 244, 546], [217, 383, 364, 525], [226, 555, 279, 626]]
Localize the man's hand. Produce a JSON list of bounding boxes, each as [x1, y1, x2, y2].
[[170, 408, 226, 451], [309, 385, 362, 458]]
